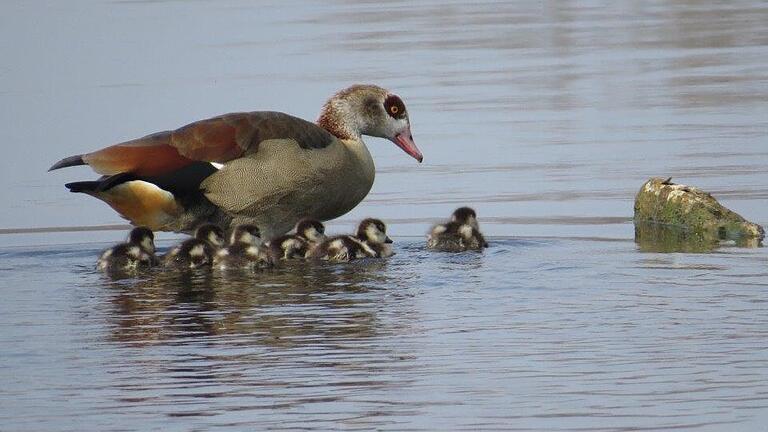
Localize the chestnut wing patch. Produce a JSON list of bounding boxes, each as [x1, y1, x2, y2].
[[171, 111, 334, 159], [81, 112, 334, 177]]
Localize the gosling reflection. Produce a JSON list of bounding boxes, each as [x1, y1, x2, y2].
[[102, 259, 394, 346]]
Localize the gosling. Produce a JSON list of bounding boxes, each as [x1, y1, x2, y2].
[[267, 218, 326, 261], [308, 218, 394, 262], [163, 224, 225, 269], [97, 226, 157, 271], [427, 207, 488, 252], [213, 224, 273, 270]]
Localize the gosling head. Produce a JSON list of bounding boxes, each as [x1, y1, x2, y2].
[[457, 224, 488, 249], [128, 226, 155, 254], [229, 224, 262, 246], [194, 224, 225, 248], [451, 207, 479, 230], [356, 218, 393, 245], [295, 218, 326, 243], [318, 84, 423, 163]]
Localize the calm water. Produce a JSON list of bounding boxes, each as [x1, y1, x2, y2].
[[1, 0, 767, 430]]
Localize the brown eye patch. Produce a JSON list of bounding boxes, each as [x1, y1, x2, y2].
[[383, 95, 406, 119]]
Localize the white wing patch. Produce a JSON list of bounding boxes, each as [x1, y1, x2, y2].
[[432, 224, 447, 235], [141, 237, 154, 253], [350, 237, 376, 257], [459, 224, 474, 238], [97, 249, 112, 270], [190, 244, 206, 257], [209, 232, 224, 247], [239, 232, 260, 246]]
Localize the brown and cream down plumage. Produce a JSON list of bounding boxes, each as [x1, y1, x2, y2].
[[97, 226, 157, 271], [213, 224, 273, 270], [427, 207, 489, 252], [308, 218, 394, 262], [162, 224, 225, 269], [266, 218, 326, 260]]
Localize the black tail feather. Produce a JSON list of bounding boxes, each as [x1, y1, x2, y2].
[[96, 173, 138, 191], [65, 181, 101, 193], [49, 155, 85, 171], [65, 173, 138, 194]]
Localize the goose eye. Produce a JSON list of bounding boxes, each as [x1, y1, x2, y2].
[[384, 95, 405, 119]]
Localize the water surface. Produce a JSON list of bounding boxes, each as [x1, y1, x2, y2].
[[2, 238, 767, 431]]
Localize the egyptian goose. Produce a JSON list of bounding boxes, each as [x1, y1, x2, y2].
[[266, 218, 326, 260], [97, 226, 157, 271], [309, 218, 393, 262], [213, 224, 273, 270], [162, 223, 225, 268], [49, 85, 422, 240], [427, 207, 489, 252]]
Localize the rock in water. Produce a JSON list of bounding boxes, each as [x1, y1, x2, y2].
[[634, 177, 764, 244]]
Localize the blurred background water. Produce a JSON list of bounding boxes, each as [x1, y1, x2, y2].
[[1, 1, 767, 430]]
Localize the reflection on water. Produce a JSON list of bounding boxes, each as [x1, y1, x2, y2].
[[104, 261, 393, 346], [634, 222, 763, 253], [2, 239, 768, 431]]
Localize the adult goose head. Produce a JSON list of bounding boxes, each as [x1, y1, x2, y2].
[[318, 85, 422, 162]]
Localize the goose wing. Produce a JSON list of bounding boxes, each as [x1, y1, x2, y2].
[[50, 111, 334, 177]]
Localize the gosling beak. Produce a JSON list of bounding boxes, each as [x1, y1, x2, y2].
[[385, 236, 393, 244], [392, 125, 423, 163]]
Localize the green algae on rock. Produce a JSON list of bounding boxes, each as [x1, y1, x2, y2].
[[634, 178, 764, 246]]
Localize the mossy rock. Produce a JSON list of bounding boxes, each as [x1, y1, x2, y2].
[[634, 177, 764, 243]]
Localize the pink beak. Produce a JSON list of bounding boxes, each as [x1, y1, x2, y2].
[[392, 125, 423, 163]]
